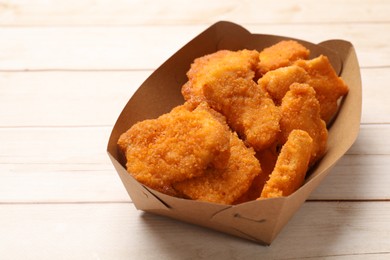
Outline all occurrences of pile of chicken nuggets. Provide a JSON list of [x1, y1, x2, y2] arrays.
[[118, 40, 349, 205]]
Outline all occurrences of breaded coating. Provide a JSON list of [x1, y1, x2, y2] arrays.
[[173, 132, 261, 205], [117, 104, 231, 194], [234, 145, 278, 204], [182, 49, 259, 105], [189, 102, 232, 168], [258, 65, 308, 105], [295, 55, 349, 123], [193, 102, 229, 130], [257, 40, 310, 75], [279, 83, 328, 164], [202, 72, 281, 152], [259, 55, 349, 122], [260, 130, 313, 198]]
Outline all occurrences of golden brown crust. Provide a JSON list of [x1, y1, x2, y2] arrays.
[[260, 130, 313, 198], [182, 49, 259, 106], [117, 104, 231, 194], [258, 65, 309, 105], [233, 145, 278, 204], [279, 83, 328, 164], [295, 55, 349, 123], [202, 72, 281, 152], [259, 55, 349, 123], [173, 132, 261, 205], [257, 40, 310, 75]]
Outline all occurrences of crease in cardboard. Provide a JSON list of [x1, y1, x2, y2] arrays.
[[233, 213, 266, 223], [231, 227, 268, 245], [109, 153, 173, 212], [209, 197, 287, 243], [142, 186, 172, 209], [209, 204, 233, 219]]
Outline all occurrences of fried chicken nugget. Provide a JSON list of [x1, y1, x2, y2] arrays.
[[258, 65, 309, 105], [257, 40, 310, 75], [279, 83, 328, 164], [182, 49, 259, 105], [295, 55, 349, 123], [202, 72, 281, 152], [260, 130, 313, 198], [117, 104, 231, 194], [234, 145, 278, 204], [173, 132, 261, 205]]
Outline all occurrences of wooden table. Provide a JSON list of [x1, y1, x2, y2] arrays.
[[1, 1, 389, 259]]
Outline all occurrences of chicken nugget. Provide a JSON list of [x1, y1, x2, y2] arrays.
[[191, 102, 232, 168], [295, 55, 349, 123], [234, 145, 278, 204], [173, 132, 261, 205], [117, 104, 231, 194], [193, 101, 229, 130], [203, 72, 281, 151], [279, 83, 328, 164], [260, 130, 313, 198], [182, 49, 259, 106], [258, 40, 310, 75], [258, 65, 309, 105]]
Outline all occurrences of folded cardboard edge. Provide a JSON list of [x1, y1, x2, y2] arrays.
[[106, 21, 362, 245]]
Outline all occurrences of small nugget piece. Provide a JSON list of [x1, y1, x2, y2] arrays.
[[258, 65, 308, 105], [182, 49, 259, 105], [280, 83, 328, 164], [203, 72, 281, 152], [173, 132, 261, 205], [258, 40, 310, 75], [117, 104, 230, 194], [295, 55, 349, 123], [260, 130, 313, 198]]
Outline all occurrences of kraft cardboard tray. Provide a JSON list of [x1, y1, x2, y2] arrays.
[[107, 21, 362, 245]]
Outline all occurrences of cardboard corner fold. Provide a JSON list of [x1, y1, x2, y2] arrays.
[[107, 21, 362, 245], [107, 152, 171, 212]]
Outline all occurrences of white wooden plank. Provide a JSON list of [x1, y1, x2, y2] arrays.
[[0, 125, 389, 202], [0, 1, 386, 258], [0, 202, 389, 259], [0, 0, 389, 26], [0, 71, 149, 127], [0, 26, 194, 70], [361, 68, 390, 124], [0, 24, 388, 70], [309, 154, 390, 200], [0, 127, 111, 165], [0, 165, 130, 203], [347, 124, 390, 155]]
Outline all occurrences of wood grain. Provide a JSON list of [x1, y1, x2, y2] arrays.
[[0, 202, 389, 259], [0, 0, 389, 26], [0, 24, 389, 71], [1, 1, 389, 258]]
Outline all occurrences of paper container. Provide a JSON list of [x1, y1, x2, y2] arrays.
[[107, 21, 362, 245]]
